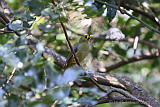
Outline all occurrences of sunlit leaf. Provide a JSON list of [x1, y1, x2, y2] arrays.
[[58, 66, 83, 85]]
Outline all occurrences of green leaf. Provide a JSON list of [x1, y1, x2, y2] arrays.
[[8, 22, 22, 31], [27, 100, 48, 107], [83, 7, 103, 18], [113, 45, 126, 56], [0, 35, 9, 45], [106, 0, 117, 22], [56, 34, 65, 40], [151, 59, 160, 68], [38, 24, 55, 31], [59, 17, 68, 23], [23, 0, 45, 16], [3, 54, 20, 67], [143, 31, 154, 40]]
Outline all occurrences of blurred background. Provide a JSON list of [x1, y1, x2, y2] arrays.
[[0, 0, 160, 106]]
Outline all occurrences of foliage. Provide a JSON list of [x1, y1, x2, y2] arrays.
[[0, 0, 160, 106]]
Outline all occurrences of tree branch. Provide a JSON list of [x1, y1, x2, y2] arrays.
[[87, 71, 160, 106], [8, 26, 160, 106], [0, 28, 13, 34], [95, 0, 160, 34], [1, 1, 160, 106], [94, 37, 160, 50], [51, 0, 81, 68], [0, 0, 12, 15], [25, 32, 160, 106], [60, 22, 81, 67], [0, 12, 10, 23], [66, 27, 160, 50], [120, 3, 160, 27], [98, 95, 137, 104], [99, 54, 159, 72], [1, 20, 160, 107], [26, 34, 66, 68], [97, 87, 151, 107], [107, 87, 151, 106]]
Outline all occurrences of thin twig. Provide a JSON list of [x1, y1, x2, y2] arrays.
[[89, 77, 108, 93], [60, 22, 81, 67], [57, 1, 108, 93], [95, 37, 160, 50], [141, 2, 160, 27], [19, 85, 32, 91], [95, 0, 160, 34], [0, 12, 10, 23], [0, 28, 13, 34], [88, 71, 160, 106], [99, 54, 159, 72], [66, 27, 160, 50], [6, 67, 16, 84], [98, 88, 148, 105], [0, 17, 7, 25], [133, 24, 141, 54], [121, 3, 160, 27], [52, 0, 108, 93], [0, 12, 21, 37], [98, 95, 136, 104], [51, 0, 81, 67], [44, 69, 47, 90]]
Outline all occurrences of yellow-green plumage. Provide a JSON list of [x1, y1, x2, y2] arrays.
[[65, 35, 92, 69]]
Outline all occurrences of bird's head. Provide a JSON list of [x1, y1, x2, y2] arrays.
[[79, 35, 92, 43]]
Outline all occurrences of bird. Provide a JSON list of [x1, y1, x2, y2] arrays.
[[65, 35, 92, 69]]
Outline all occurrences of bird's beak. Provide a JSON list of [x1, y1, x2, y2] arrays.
[[87, 35, 92, 40]]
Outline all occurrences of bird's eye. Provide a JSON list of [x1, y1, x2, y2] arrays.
[[85, 35, 87, 39]]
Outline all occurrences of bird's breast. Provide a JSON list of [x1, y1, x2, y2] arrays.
[[76, 43, 89, 62]]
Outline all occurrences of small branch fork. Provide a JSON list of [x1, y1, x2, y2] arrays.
[[60, 22, 81, 67], [97, 87, 151, 107], [0, 68, 16, 94], [120, 3, 160, 27], [6, 68, 16, 84], [0, 0, 12, 15], [95, 0, 160, 34], [88, 71, 160, 106], [0, 28, 14, 34], [51, 0, 81, 67], [101, 54, 160, 72], [85, 70, 151, 106]]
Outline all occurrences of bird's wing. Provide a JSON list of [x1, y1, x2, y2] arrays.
[[66, 43, 79, 62]]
